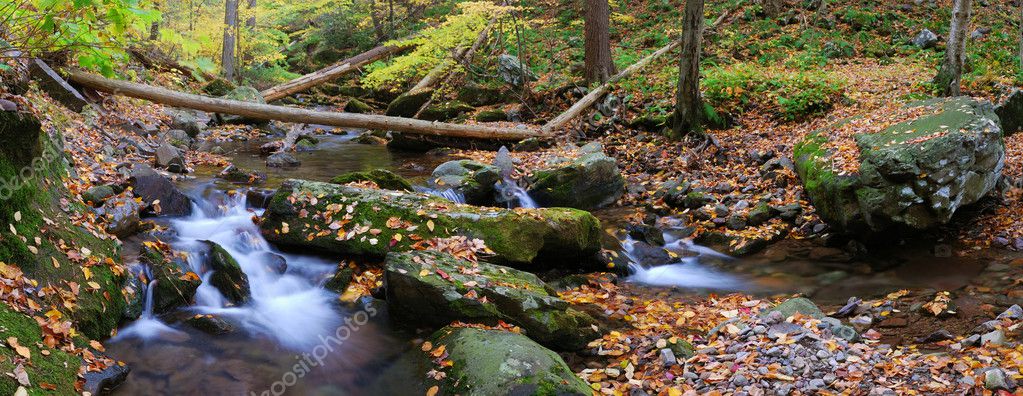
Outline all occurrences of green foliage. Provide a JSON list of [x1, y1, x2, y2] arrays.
[[703, 63, 846, 120], [1, 0, 158, 76], [361, 1, 510, 91]]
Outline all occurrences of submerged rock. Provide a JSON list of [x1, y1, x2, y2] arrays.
[[83, 360, 131, 395], [527, 145, 625, 210], [385, 326, 591, 395], [266, 152, 300, 168], [793, 97, 1004, 233], [385, 250, 600, 350], [330, 169, 414, 191], [430, 160, 500, 205], [259, 180, 602, 268], [128, 164, 193, 217], [184, 314, 236, 335], [217, 164, 266, 185], [202, 241, 251, 305]]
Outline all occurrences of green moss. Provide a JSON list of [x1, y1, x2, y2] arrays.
[[330, 169, 414, 191], [0, 304, 79, 396]]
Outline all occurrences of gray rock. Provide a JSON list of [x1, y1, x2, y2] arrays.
[[981, 330, 1006, 346], [912, 29, 939, 49], [984, 367, 1010, 390], [761, 297, 823, 319], [128, 164, 192, 217], [831, 325, 859, 342], [164, 108, 207, 137], [98, 193, 143, 238], [154, 142, 187, 173], [82, 185, 116, 206], [996, 89, 1023, 137], [660, 348, 678, 367], [497, 54, 536, 87], [164, 129, 192, 148], [998, 304, 1023, 320], [430, 160, 500, 205], [266, 152, 300, 168], [83, 362, 131, 395], [527, 147, 626, 210]]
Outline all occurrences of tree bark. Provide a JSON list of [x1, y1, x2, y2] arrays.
[[221, 0, 239, 81], [543, 39, 681, 133], [934, 0, 973, 97], [584, 0, 615, 83], [672, 0, 705, 138], [260, 43, 412, 101], [246, 0, 257, 29], [1019, 0, 1022, 72], [67, 71, 543, 141]]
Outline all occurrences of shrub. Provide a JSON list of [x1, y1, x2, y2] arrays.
[[703, 63, 845, 121]]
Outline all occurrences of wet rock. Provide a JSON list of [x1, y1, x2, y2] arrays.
[[202, 241, 251, 305], [83, 360, 131, 395], [245, 189, 275, 209], [259, 141, 284, 155], [217, 165, 266, 185], [625, 223, 665, 246], [331, 169, 414, 191], [82, 184, 116, 206], [266, 152, 300, 168], [385, 250, 600, 350], [260, 180, 603, 268], [140, 244, 201, 313], [258, 252, 288, 274], [184, 314, 235, 335], [154, 142, 187, 173], [430, 160, 500, 205], [98, 193, 144, 238], [912, 29, 939, 49], [324, 266, 353, 293], [527, 145, 626, 210], [794, 97, 1003, 233], [628, 241, 672, 266], [128, 164, 192, 217]]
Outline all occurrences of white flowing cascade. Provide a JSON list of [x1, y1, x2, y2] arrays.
[[625, 231, 745, 290]]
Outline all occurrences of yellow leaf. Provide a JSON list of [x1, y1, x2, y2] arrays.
[[7, 337, 30, 359], [82, 267, 93, 280], [426, 385, 439, 396], [426, 220, 435, 232]]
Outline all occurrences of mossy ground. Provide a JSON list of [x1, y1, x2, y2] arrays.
[[0, 305, 80, 396]]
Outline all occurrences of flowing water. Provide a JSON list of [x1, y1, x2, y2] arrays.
[[107, 132, 1006, 394]]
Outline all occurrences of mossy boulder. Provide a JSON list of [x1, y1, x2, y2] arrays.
[[0, 106, 128, 340], [219, 86, 268, 125], [81, 184, 115, 206], [344, 98, 373, 114], [0, 305, 80, 396], [201, 78, 237, 97], [259, 180, 602, 269], [793, 97, 1004, 233], [139, 244, 201, 313], [385, 89, 433, 118], [457, 83, 507, 106], [430, 160, 500, 205], [384, 326, 591, 395], [330, 169, 414, 191], [419, 100, 474, 121], [202, 241, 251, 305], [385, 250, 601, 350], [527, 146, 626, 210], [475, 109, 508, 122]]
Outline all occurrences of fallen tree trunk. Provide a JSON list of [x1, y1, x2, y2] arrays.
[[68, 70, 543, 141], [541, 39, 681, 134], [260, 43, 412, 102]]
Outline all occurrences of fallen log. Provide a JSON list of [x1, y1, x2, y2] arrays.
[[68, 70, 544, 141], [541, 39, 681, 134], [260, 43, 412, 102]]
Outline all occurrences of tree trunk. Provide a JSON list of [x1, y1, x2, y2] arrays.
[[1019, 0, 1022, 72], [246, 0, 257, 29], [221, 0, 239, 81], [672, 0, 705, 138], [68, 70, 544, 141], [934, 0, 973, 97], [260, 43, 412, 101], [584, 0, 615, 83], [543, 39, 681, 133]]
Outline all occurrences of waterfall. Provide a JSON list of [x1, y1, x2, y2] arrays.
[[117, 188, 342, 350], [493, 146, 538, 209], [622, 231, 744, 290], [113, 278, 187, 341], [417, 186, 467, 204]]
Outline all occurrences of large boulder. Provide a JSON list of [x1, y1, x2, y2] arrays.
[[218, 86, 268, 125], [497, 54, 536, 88], [794, 97, 1004, 233], [128, 164, 193, 217], [259, 180, 602, 268], [202, 241, 251, 305], [139, 243, 201, 313], [154, 142, 187, 173], [97, 193, 144, 238], [330, 169, 414, 191], [419, 100, 474, 121], [385, 250, 600, 350], [386, 89, 433, 118], [430, 160, 500, 205], [381, 326, 591, 395], [526, 145, 626, 210], [995, 89, 1023, 137]]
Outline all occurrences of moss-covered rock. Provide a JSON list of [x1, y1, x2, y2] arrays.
[[430, 160, 500, 205], [527, 146, 626, 210], [474, 109, 508, 122], [202, 241, 251, 305], [330, 169, 414, 191], [0, 106, 128, 340], [323, 266, 353, 294], [0, 305, 80, 396], [419, 100, 474, 121], [219, 86, 268, 124], [385, 89, 433, 118], [344, 98, 374, 114], [259, 180, 602, 269], [139, 244, 201, 313], [383, 326, 591, 395], [385, 250, 600, 350], [201, 78, 237, 97], [793, 97, 1004, 233], [457, 83, 507, 106]]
